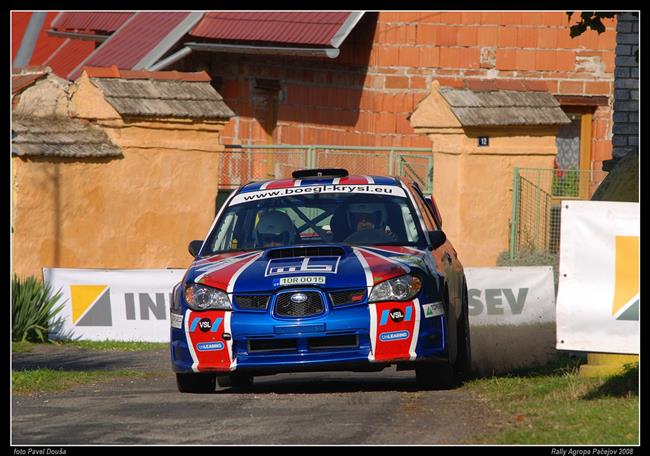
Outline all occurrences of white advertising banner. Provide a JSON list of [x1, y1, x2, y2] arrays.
[[43, 268, 186, 342], [556, 201, 639, 354], [465, 266, 556, 326]]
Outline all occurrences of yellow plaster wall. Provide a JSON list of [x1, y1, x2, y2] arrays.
[[12, 144, 222, 279], [12, 72, 229, 279], [412, 81, 561, 267], [428, 131, 557, 267]]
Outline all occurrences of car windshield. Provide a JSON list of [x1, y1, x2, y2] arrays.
[[202, 189, 425, 255]]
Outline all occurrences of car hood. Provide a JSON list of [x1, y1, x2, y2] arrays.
[[187, 245, 433, 293]]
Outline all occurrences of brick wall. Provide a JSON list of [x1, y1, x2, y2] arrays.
[[610, 12, 639, 169], [175, 12, 617, 167]]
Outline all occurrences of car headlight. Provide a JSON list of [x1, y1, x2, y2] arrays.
[[184, 284, 232, 311], [369, 274, 422, 302]]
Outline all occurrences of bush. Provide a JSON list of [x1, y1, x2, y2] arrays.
[[12, 275, 64, 343]]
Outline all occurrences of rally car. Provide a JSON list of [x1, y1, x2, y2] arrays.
[[170, 168, 471, 392]]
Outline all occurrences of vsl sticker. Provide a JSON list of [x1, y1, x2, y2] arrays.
[[190, 316, 223, 333], [379, 330, 410, 341], [170, 313, 183, 329], [422, 302, 444, 318], [196, 342, 224, 351], [265, 257, 340, 276], [276, 276, 326, 286]]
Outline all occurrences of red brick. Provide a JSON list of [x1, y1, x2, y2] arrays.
[[498, 12, 522, 25], [602, 52, 615, 73], [377, 114, 396, 133], [556, 30, 576, 49], [477, 26, 498, 46], [545, 80, 559, 94], [597, 30, 617, 51], [517, 28, 538, 48], [420, 47, 440, 67], [480, 12, 499, 25], [420, 12, 443, 24], [440, 12, 462, 24], [542, 12, 568, 26], [465, 79, 498, 91], [537, 28, 559, 49], [385, 75, 409, 89], [522, 80, 550, 92], [585, 81, 611, 95], [535, 50, 557, 71], [377, 46, 400, 66], [521, 12, 544, 26], [516, 50, 536, 70], [558, 80, 584, 94], [460, 12, 482, 25], [416, 24, 438, 44], [439, 47, 461, 68], [574, 29, 599, 50], [496, 79, 526, 91], [496, 49, 517, 70], [409, 76, 427, 89], [396, 115, 414, 134], [497, 27, 518, 47], [458, 28, 478, 46], [398, 46, 420, 67], [437, 26, 458, 46], [435, 77, 464, 88], [556, 51, 576, 71], [459, 47, 480, 69]]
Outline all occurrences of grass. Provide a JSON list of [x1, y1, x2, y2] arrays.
[[464, 355, 639, 445], [12, 339, 168, 352], [12, 368, 154, 395]]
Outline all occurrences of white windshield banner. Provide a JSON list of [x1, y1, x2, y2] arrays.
[[230, 184, 407, 205]]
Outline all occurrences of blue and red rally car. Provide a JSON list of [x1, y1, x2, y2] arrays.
[[171, 169, 470, 392]]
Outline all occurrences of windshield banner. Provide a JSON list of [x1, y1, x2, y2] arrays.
[[230, 184, 407, 205]]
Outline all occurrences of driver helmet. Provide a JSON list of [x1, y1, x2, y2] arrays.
[[347, 202, 385, 230], [255, 211, 296, 246]]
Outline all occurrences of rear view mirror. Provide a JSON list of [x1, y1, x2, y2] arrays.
[[188, 240, 203, 258]]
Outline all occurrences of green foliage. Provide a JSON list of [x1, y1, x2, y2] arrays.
[[552, 169, 580, 197], [12, 275, 64, 343], [566, 12, 617, 37]]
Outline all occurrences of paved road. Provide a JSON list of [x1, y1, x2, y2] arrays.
[[12, 346, 496, 445]]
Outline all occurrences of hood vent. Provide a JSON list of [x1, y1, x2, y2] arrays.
[[267, 246, 345, 259]]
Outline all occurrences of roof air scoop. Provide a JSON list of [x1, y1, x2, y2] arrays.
[[291, 168, 349, 179]]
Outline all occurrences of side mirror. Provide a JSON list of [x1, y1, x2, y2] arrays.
[[188, 240, 204, 258], [424, 195, 443, 228], [427, 230, 446, 250]]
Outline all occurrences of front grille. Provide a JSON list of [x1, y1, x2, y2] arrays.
[[275, 291, 324, 317], [234, 295, 270, 310], [308, 335, 358, 350], [248, 339, 297, 352], [267, 246, 345, 259], [329, 289, 366, 307]]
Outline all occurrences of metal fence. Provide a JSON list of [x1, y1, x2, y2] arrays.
[[509, 167, 608, 258], [218, 145, 433, 194]]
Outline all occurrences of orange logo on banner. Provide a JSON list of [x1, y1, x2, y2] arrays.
[[612, 236, 639, 321]]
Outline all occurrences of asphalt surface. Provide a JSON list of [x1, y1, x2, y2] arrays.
[[12, 345, 497, 445]]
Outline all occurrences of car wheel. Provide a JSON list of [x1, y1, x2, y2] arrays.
[[455, 285, 472, 382], [217, 373, 254, 388], [176, 373, 216, 393]]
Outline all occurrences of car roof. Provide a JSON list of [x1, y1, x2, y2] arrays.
[[239, 175, 402, 193]]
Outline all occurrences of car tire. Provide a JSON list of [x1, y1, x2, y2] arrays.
[[176, 373, 216, 393], [217, 373, 254, 388], [455, 284, 472, 382]]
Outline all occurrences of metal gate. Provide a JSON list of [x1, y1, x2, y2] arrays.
[[219, 144, 433, 194]]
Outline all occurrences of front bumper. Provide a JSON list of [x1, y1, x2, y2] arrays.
[[171, 299, 447, 374]]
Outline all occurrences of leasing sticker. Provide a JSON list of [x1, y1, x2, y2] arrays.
[[276, 276, 326, 286]]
